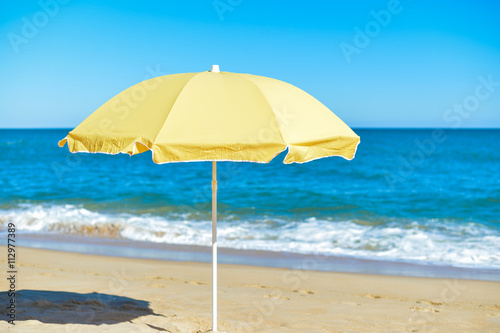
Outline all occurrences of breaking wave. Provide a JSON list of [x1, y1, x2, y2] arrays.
[[1, 204, 499, 269]]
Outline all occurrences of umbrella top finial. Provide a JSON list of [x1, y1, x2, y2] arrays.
[[210, 64, 220, 73]]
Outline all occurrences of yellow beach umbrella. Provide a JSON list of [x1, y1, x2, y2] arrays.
[[59, 65, 359, 331]]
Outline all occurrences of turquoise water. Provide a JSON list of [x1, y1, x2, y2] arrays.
[[0, 129, 499, 269]]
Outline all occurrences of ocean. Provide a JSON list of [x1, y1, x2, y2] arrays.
[[1, 129, 499, 274]]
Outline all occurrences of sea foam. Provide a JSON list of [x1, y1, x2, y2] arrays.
[[1, 204, 499, 269]]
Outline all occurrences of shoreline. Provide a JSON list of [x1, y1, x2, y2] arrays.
[[1, 246, 499, 332], [17, 232, 500, 282]]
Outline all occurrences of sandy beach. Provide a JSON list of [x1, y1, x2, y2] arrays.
[[0, 246, 498, 332], [2, 0, 500, 331]]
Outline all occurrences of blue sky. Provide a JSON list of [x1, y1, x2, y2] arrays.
[[0, 0, 499, 128]]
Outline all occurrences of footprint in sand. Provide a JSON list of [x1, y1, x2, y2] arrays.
[[479, 304, 500, 316], [293, 289, 314, 295], [149, 276, 177, 281], [479, 304, 500, 310], [185, 280, 206, 285], [416, 299, 442, 306], [265, 294, 290, 301], [246, 284, 272, 289], [410, 306, 440, 313]]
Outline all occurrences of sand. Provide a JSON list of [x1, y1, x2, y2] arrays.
[[1, 246, 499, 332]]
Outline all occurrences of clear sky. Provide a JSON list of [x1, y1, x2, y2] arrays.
[[1, 0, 499, 128]]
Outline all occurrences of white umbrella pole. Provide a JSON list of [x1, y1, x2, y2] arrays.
[[212, 161, 218, 332]]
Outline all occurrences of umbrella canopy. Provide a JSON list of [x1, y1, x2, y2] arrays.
[[59, 65, 359, 332], [58, 66, 359, 163]]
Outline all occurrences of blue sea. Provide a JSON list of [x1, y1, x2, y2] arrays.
[[1, 129, 499, 273]]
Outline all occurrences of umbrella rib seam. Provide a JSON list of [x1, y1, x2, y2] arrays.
[[150, 72, 203, 147], [239, 75, 287, 147]]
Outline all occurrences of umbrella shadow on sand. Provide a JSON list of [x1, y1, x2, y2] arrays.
[[1, 289, 164, 326]]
